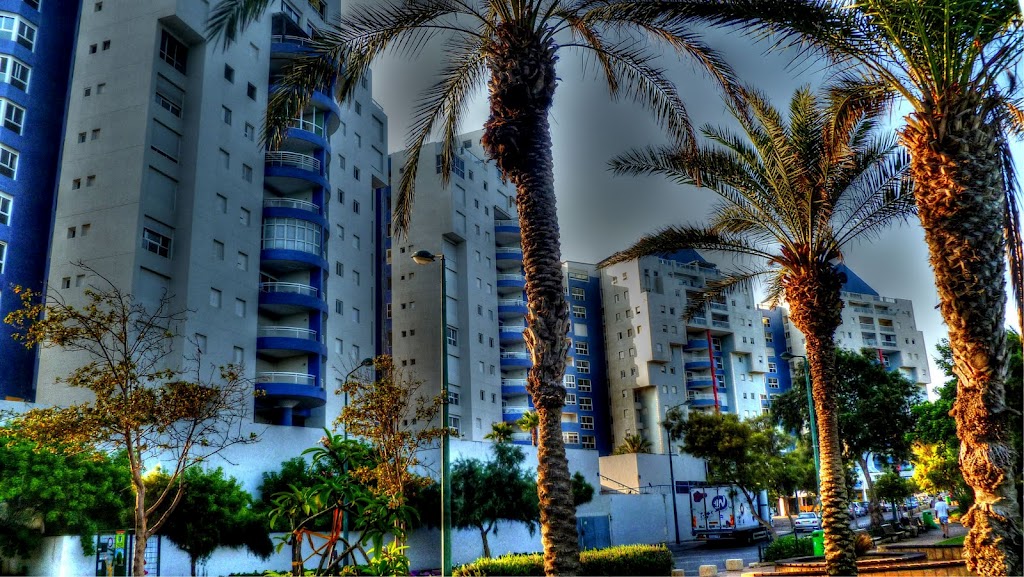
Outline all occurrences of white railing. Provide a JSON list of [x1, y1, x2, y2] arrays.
[[711, 320, 730, 328], [258, 326, 319, 341], [709, 302, 728, 311], [496, 273, 525, 282], [863, 338, 879, 347], [685, 355, 711, 364], [289, 116, 326, 137], [495, 219, 519, 227], [500, 325, 526, 334], [502, 379, 528, 388], [852, 306, 874, 314], [261, 237, 325, 258], [498, 299, 527, 307], [271, 34, 314, 47], [502, 406, 530, 414], [495, 247, 522, 254], [501, 351, 530, 360], [259, 281, 319, 299], [859, 323, 876, 331], [688, 392, 727, 405], [264, 198, 320, 212], [257, 371, 318, 387], [878, 325, 896, 333], [266, 151, 321, 172]]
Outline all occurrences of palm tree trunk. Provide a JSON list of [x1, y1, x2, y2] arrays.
[[786, 268, 857, 575], [858, 455, 885, 529], [481, 23, 580, 576], [902, 105, 1023, 577]]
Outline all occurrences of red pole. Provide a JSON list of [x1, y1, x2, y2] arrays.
[[706, 328, 720, 413]]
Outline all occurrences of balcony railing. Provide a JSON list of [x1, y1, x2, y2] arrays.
[[495, 219, 519, 227], [498, 299, 527, 308], [502, 378, 528, 387], [259, 281, 320, 299], [851, 306, 874, 314], [500, 324, 526, 333], [502, 406, 530, 414], [687, 392, 728, 405], [495, 247, 522, 254], [266, 151, 321, 172], [863, 338, 879, 347], [690, 316, 707, 325], [501, 351, 530, 360], [271, 34, 314, 47], [257, 371, 319, 387], [859, 323, 876, 331], [264, 198, 320, 212], [711, 320, 730, 329], [878, 325, 896, 334], [289, 116, 326, 137], [258, 326, 320, 341], [709, 302, 728, 311], [261, 237, 325, 258], [496, 273, 525, 282]]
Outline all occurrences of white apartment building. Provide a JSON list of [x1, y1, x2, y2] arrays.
[[38, 0, 385, 433], [599, 251, 771, 454]]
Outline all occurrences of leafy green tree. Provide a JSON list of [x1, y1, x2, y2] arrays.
[[516, 411, 540, 447], [601, 86, 913, 574], [484, 422, 516, 444], [873, 470, 915, 523], [772, 348, 921, 527], [3, 278, 258, 577], [0, 433, 130, 565], [613, 434, 653, 455], [147, 467, 272, 576], [657, 2, 1023, 573], [208, 0, 740, 567], [571, 472, 595, 508]]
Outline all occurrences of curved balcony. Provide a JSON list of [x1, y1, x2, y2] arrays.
[[258, 281, 327, 315], [496, 273, 526, 291], [256, 326, 327, 358], [495, 246, 523, 264], [262, 198, 327, 230], [494, 219, 521, 244], [270, 33, 315, 56], [255, 371, 327, 410], [687, 376, 715, 389], [500, 350, 532, 368], [264, 151, 329, 192], [282, 125, 329, 154], [501, 378, 528, 396], [260, 220, 327, 273], [499, 324, 526, 343], [684, 338, 709, 351], [502, 405, 531, 419], [498, 298, 528, 317], [684, 358, 712, 370], [687, 392, 726, 407]]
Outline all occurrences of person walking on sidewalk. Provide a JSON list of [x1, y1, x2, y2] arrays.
[[934, 496, 951, 538]]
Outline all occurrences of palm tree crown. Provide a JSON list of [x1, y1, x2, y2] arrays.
[[601, 85, 915, 575]]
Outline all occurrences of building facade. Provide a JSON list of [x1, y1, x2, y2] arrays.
[[35, 0, 384, 431], [0, 0, 80, 400]]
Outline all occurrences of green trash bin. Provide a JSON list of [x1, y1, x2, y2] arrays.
[[922, 511, 937, 529], [811, 530, 825, 557]]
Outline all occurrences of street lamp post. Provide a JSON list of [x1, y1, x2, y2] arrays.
[[781, 352, 820, 515], [663, 402, 686, 544], [341, 357, 374, 564], [412, 250, 452, 577]]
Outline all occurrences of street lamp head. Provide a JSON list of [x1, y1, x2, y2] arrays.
[[358, 357, 374, 368], [780, 352, 805, 362], [411, 250, 437, 265]]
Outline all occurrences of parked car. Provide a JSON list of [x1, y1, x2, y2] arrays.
[[850, 502, 867, 517], [793, 512, 822, 532]]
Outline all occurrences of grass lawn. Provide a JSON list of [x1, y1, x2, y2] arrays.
[[935, 536, 965, 546]]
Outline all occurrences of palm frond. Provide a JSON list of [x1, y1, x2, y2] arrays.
[[263, 46, 348, 149], [998, 129, 1024, 332], [597, 225, 776, 269], [207, 0, 273, 49], [682, 267, 774, 320]]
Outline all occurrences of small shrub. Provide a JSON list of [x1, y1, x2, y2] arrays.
[[763, 535, 814, 561], [854, 532, 875, 557], [453, 544, 673, 576]]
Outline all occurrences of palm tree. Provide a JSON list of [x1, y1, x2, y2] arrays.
[[484, 421, 516, 443], [613, 433, 652, 455], [209, 2, 739, 572], [600, 86, 915, 575], [517, 410, 541, 447], [633, 2, 1023, 574]]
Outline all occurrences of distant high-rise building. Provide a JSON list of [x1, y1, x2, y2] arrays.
[[33, 1, 386, 431], [0, 0, 81, 400]]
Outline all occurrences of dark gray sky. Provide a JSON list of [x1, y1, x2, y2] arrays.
[[370, 28, 1021, 397]]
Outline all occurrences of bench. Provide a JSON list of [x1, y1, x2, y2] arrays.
[[881, 523, 907, 542], [866, 527, 888, 545]]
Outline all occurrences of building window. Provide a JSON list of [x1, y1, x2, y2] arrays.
[[448, 391, 460, 406], [448, 415, 460, 435], [578, 378, 591, 392], [141, 228, 171, 257], [0, 56, 30, 92], [212, 240, 224, 260], [223, 64, 234, 82], [234, 298, 246, 317], [102, 39, 110, 50], [580, 397, 593, 411], [0, 241, 5, 273], [0, 192, 10, 225], [244, 123, 255, 141], [159, 30, 188, 73], [247, 83, 257, 100], [209, 288, 222, 308], [570, 287, 585, 300], [242, 164, 253, 182], [237, 252, 248, 270], [574, 341, 589, 356], [222, 106, 232, 125], [565, 393, 576, 405], [155, 75, 184, 117], [572, 305, 586, 318], [768, 377, 780, 389], [353, 166, 360, 180], [0, 99, 24, 134], [26, 0, 40, 10], [575, 359, 590, 374], [582, 435, 596, 449], [446, 326, 458, 346], [335, 299, 343, 314], [0, 14, 36, 50], [581, 415, 595, 430], [562, 432, 579, 445], [0, 144, 18, 178], [768, 362, 777, 373]]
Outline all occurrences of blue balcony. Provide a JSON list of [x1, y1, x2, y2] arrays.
[[500, 351, 532, 368], [684, 358, 712, 370], [761, 399, 770, 409], [494, 219, 521, 244], [260, 245, 328, 274], [282, 125, 330, 154], [498, 298, 528, 317], [262, 199, 328, 230], [501, 378, 528, 396], [501, 405, 531, 422], [499, 324, 526, 344], [687, 377, 715, 389], [684, 338, 709, 350], [255, 372, 327, 410], [495, 246, 523, 264], [256, 326, 327, 358], [688, 393, 726, 407], [258, 282, 327, 315], [496, 273, 526, 291], [264, 151, 330, 191]]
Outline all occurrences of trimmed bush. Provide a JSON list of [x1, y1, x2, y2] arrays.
[[763, 535, 814, 561], [453, 543, 674, 576]]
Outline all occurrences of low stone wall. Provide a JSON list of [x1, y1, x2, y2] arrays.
[[745, 551, 975, 577], [881, 544, 963, 561]]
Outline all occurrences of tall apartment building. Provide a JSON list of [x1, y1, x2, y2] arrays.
[[383, 132, 610, 451], [764, 263, 931, 396], [0, 0, 80, 400], [35, 0, 385, 430], [599, 250, 770, 454]]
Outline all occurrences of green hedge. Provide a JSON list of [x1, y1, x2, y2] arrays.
[[453, 543, 674, 576], [763, 535, 814, 561]]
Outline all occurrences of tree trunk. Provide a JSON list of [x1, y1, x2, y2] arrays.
[[132, 479, 148, 577], [858, 455, 885, 529], [481, 22, 580, 576], [291, 533, 303, 576], [902, 102, 1022, 577], [479, 525, 492, 559], [786, 267, 857, 575], [740, 487, 778, 538], [190, 556, 197, 577]]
